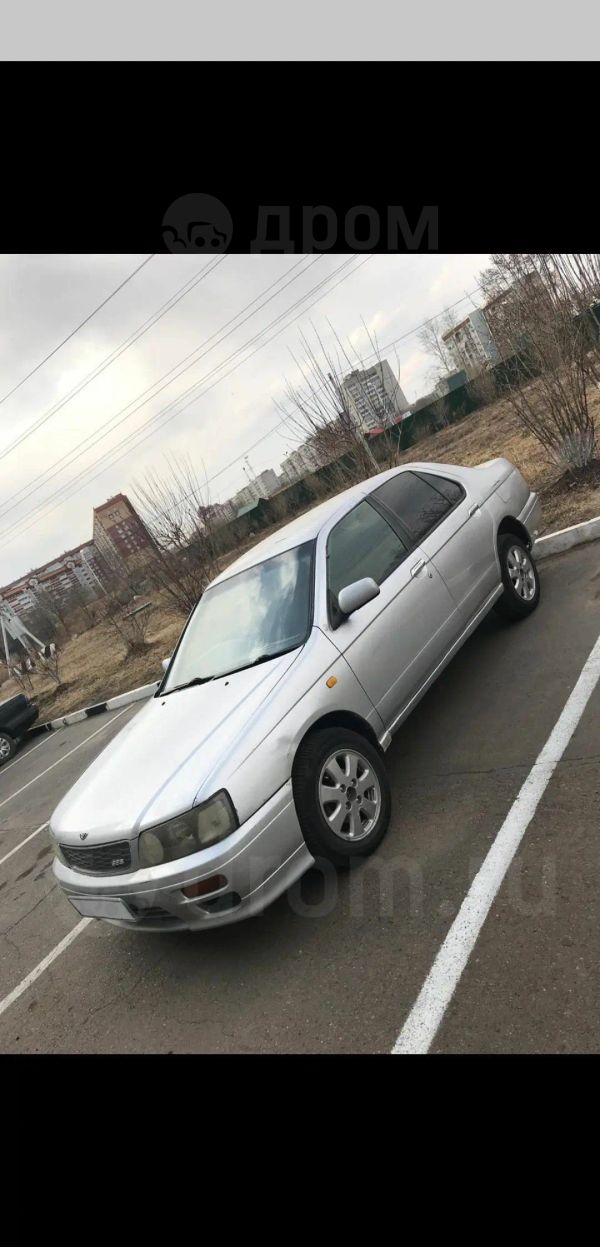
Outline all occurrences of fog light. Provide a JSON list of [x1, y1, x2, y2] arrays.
[[182, 874, 227, 899]]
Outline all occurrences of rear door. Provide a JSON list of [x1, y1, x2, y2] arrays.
[[370, 469, 498, 626], [325, 499, 459, 729]]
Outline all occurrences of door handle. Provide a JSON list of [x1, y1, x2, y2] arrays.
[[468, 503, 481, 518], [410, 558, 427, 578]]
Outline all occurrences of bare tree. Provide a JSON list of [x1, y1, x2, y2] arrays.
[[417, 307, 460, 385], [39, 645, 62, 686], [133, 453, 221, 616], [478, 264, 508, 305], [274, 324, 403, 493], [27, 584, 67, 641], [122, 602, 152, 651], [104, 593, 151, 656], [484, 254, 600, 473], [60, 581, 104, 632], [535, 254, 600, 317]]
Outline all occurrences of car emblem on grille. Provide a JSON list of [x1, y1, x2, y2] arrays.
[[79, 832, 88, 840]]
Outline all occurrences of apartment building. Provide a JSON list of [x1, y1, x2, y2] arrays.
[[0, 540, 111, 619], [92, 493, 155, 574], [441, 309, 500, 374], [1, 494, 154, 624], [341, 360, 409, 432]]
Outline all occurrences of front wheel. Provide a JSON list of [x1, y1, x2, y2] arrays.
[[0, 731, 16, 766], [292, 726, 391, 868], [494, 534, 541, 621]]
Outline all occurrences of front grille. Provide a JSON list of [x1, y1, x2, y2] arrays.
[[60, 840, 131, 873]]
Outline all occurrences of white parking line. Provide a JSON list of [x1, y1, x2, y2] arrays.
[[0, 821, 49, 869], [393, 628, 600, 1055], [0, 918, 91, 1020], [0, 732, 52, 776], [0, 706, 130, 812]]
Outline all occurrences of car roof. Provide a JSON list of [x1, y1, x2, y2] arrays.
[[210, 460, 472, 586]]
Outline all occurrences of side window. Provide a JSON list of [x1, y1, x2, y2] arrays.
[[327, 500, 408, 623], [372, 470, 463, 543], [418, 471, 463, 507]]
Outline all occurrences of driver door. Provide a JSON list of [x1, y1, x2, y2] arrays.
[[325, 500, 459, 730]]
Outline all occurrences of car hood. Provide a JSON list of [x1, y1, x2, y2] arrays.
[[50, 648, 302, 841]]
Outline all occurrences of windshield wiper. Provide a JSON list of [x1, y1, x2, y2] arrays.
[[162, 647, 299, 693], [216, 647, 299, 680], [161, 675, 216, 697]]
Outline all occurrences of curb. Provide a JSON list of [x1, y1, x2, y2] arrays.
[[27, 512, 600, 740], [534, 514, 600, 561], [34, 680, 160, 735]]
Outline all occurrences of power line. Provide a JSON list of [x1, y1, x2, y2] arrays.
[[0, 256, 370, 552], [0, 254, 155, 410], [0, 254, 320, 522], [0, 254, 227, 464], [1, 266, 480, 549], [370, 285, 483, 357], [0, 257, 355, 545], [166, 284, 487, 510], [1, 267, 484, 555]]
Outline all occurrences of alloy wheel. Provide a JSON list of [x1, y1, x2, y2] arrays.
[[507, 545, 536, 601], [318, 748, 381, 842]]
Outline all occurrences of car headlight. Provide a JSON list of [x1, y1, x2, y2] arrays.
[[138, 791, 238, 868]]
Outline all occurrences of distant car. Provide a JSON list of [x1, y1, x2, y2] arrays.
[[0, 693, 39, 765], [50, 458, 542, 932]]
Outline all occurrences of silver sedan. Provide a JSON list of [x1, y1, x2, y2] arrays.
[[50, 457, 542, 931]]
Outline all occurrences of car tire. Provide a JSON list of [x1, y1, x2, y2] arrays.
[[494, 533, 541, 621], [0, 731, 16, 766], [292, 726, 391, 868]]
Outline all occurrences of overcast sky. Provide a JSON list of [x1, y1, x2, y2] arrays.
[[0, 252, 489, 585]]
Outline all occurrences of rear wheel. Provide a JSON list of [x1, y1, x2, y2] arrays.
[[292, 726, 391, 867], [0, 731, 16, 766], [494, 533, 540, 621]]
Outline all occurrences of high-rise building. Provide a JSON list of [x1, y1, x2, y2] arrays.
[[341, 360, 410, 432], [92, 493, 155, 574]]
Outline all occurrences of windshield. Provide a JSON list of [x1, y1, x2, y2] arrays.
[[162, 541, 315, 689]]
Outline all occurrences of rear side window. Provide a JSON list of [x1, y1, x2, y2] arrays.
[[327, 500, 408, 621], [372, 470, 463, 543], [418, 471, 463, 507]]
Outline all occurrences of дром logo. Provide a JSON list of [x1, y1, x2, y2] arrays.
[[162, 194, 233, 253]]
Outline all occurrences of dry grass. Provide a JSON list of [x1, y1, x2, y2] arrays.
[[3, 384, 600, 722], [0, 594, 186, 721], [397, 383, 600, 533]]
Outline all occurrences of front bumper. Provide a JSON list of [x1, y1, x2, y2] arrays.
[[53, 782, 314, 932]]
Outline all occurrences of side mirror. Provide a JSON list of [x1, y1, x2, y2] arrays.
[[337, 577, 380, 618], [161, 656, 172, 673]]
